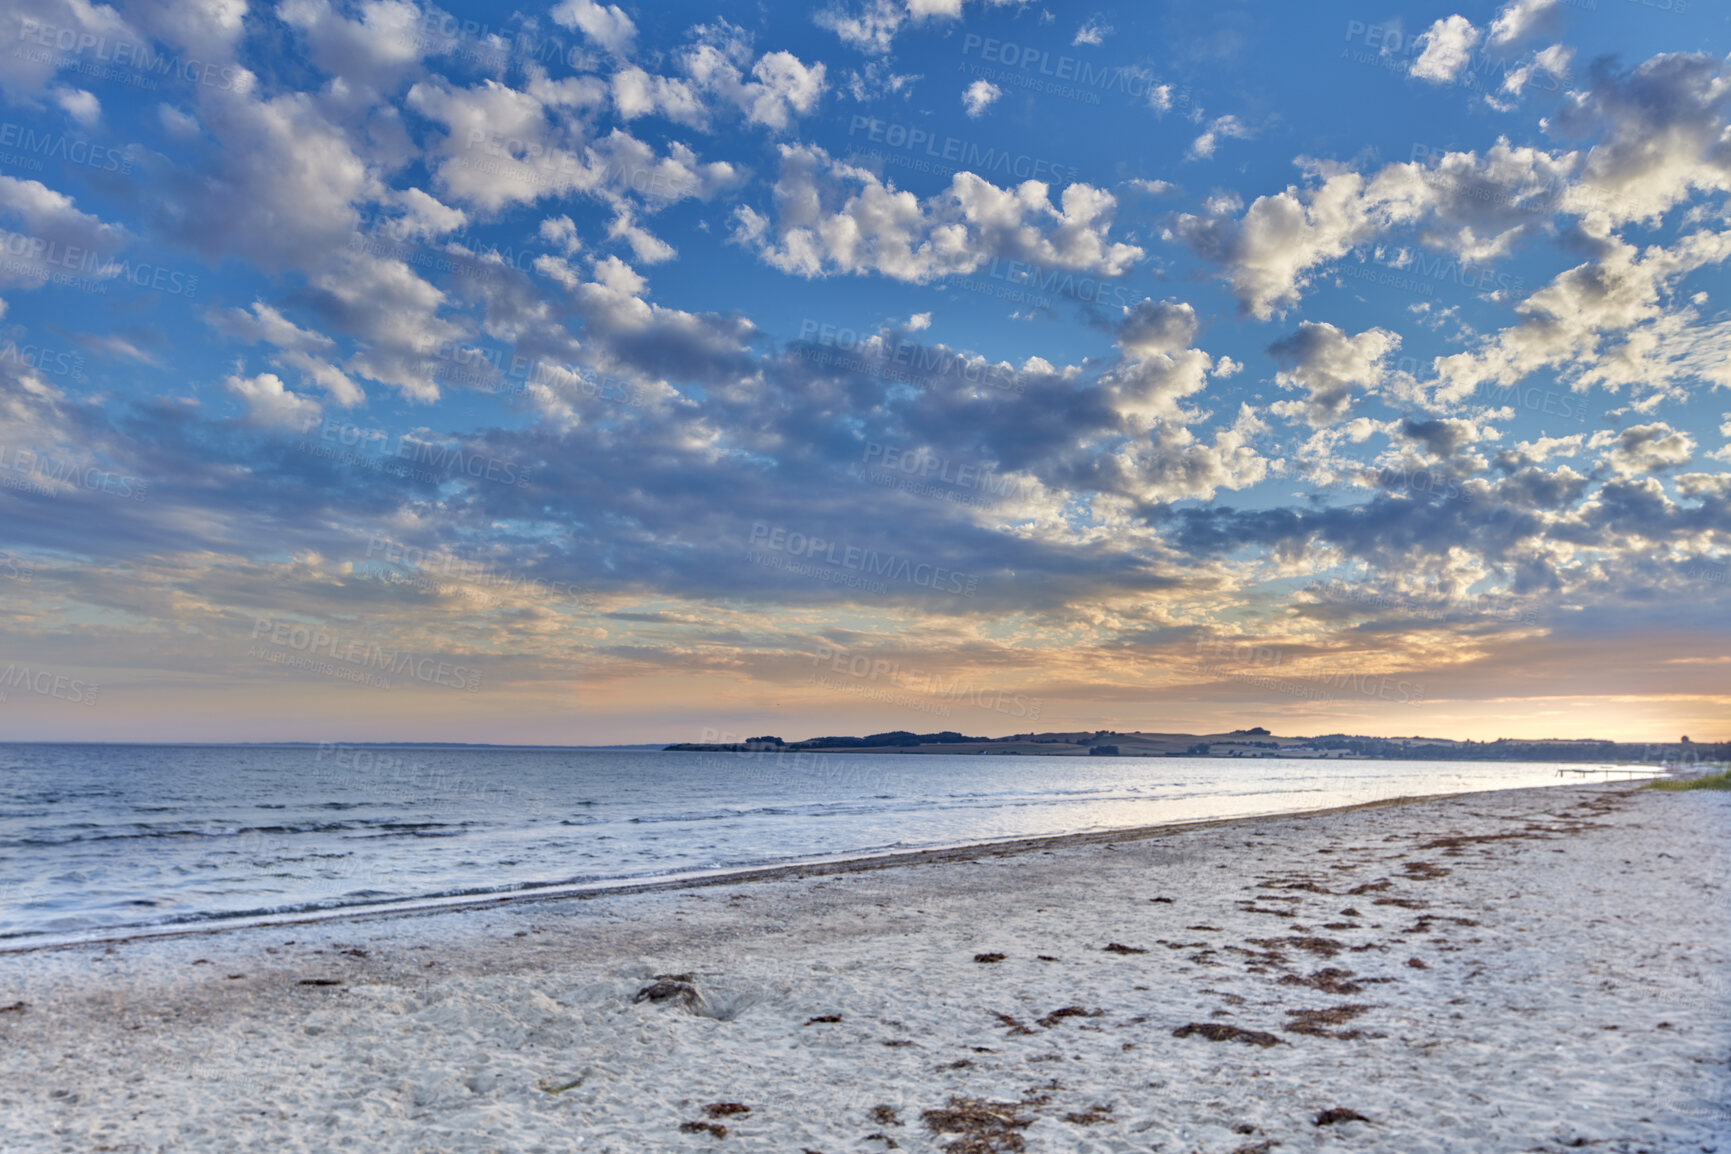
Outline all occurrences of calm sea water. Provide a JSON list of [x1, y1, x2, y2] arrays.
[[0, 743, 1635, 946]]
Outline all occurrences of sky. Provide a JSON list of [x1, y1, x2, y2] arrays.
[[0, 0, 1727, 745]]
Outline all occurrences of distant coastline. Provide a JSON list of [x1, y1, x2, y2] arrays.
[[666, 727, 1729, 764]]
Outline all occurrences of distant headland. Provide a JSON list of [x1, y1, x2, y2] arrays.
[[665, 728, 1728, 763]]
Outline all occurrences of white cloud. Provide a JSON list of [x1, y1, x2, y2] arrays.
[[0, 0, 139, 101], [838, 61, 920, 102], [743, 50, 829, 130], [539, 215, 583, 256], [0, 176, 127, 291], [735, 145, 1142, 283], [308, 249, 466, 402], [1594, 422, 1695, 476], [815, 0, 1032, 53], [127, 0, 248, 63], [551, 0, 638, 55], [408, 78, 736, 213], [962, 80, 1000, 118], [1434, 231, 1731, 403], [1268, 321, 1401, 427], [163, 84, 381, 271], [1554, 52, 1731, 228], [1487, 0, 1559, 49], [815, 0, 906, 54], [1502, 43, 1572, 98], [224, 371, 322, 429], [206, 301, 364, 407], [275, 0, 433, 88], [650, 32, 829, 132], [1410, 15, 1481, 84], [607, 204, 677, 264], [1497, 433, 1584, 468], [51, 87, 100, 125], [1173, 167, 1418, 319], [158, 105, 201, 138], [1175, 140, 1581, 318], [1187, 114, 1252, 161], [1073, 17, 1112, 46], [610, 66, 705, 126], [207, 301, 335, 352]]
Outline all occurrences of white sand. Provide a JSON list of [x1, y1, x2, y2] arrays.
[[1, 783, 1726, 1153]]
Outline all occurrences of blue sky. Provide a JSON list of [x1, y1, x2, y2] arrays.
[[0, 0, 1728, 743]]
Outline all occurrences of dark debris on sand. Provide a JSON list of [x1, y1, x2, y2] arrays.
[[973, 953, 1007, 964], [703, 1103, 750, 1118], [1315, 1106, 1373, 1126], [1102, 942, 1148, 954], [1285, 1004, 1379, 1039], [1247, 935, 1345, 958], [921, 1096, 1033, 1154], [1036, 1005, 1103, 1029], [1277, 968, 1366, 995], [680, 1120, 728, 1137], [634, 974, 700, 1008], [1172, 1022, 1283, 1048]]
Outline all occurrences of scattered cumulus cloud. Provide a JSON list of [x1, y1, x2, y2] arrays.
[[962, 79, 1001, 118]]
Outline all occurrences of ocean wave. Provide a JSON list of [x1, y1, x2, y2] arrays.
[[6, 818, 471, 847]]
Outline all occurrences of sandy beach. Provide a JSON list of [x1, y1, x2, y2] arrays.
[[1, 782, 1725, 1153]]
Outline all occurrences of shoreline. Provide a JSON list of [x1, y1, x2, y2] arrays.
[[1, 782, 1725, 1151], [1, 785, 1549, 955]]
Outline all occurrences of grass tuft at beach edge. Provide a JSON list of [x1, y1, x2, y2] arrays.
[[1644, 765, 1731, 791]]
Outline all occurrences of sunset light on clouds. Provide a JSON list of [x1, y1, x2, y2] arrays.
[[0, 0, 1727, 745]]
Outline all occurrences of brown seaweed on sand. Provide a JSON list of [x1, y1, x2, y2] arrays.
[[973, 953, 1006, 964], [1315, 1107, 1373, 1126], [1284, 1004, 1377, 1038], [921, 1096, 1033, 1153], [1036, 1005, 1103, 1028], [868, 1104, 901, 1126], [1277, 968, 1365, 995], [1247, 935, 1344, 958], [703, 1103, 751, 1118], [634, 976, 700, 1008], [1102, 942, 1148, 954], [1171, 1022, 1283, 1048], [680, 1120, 728, 1137]]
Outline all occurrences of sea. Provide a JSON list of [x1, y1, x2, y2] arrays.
[[0, 743, 1646, 948]]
